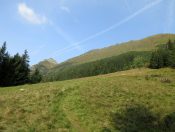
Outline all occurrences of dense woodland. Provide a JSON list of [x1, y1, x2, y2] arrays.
[[0, 42, 41, 87]]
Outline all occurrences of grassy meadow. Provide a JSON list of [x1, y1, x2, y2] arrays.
[[0, 68, 175, 132]]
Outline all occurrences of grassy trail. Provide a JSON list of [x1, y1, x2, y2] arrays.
[[60, 87, 89, 132], [62, 97, 88, 132]]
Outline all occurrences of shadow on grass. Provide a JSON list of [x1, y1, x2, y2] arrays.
[[111, 104, 175, 132]]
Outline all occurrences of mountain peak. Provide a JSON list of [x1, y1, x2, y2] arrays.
[[41, 58, 58, 65], [32, 58, 58, 74]]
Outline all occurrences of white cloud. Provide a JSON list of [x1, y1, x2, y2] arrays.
[[60, 6, 71, 13], [18, 3, 48, 24]]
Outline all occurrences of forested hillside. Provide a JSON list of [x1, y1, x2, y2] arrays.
[[43, 34, 175, 82], [45, 34, 175, 75], [44, 51, 151, 81]]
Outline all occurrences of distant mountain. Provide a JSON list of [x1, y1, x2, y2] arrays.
[[32, 58, 58, 74]]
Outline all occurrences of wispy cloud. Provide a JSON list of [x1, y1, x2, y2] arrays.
[[18, 3, 48, 24], [60, 6, 71, 13], [50, 22, 84, 56], [52, 0, 164, 57]]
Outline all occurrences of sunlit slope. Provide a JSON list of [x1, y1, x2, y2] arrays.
[[0, 68, 175, 131], [65, 34, 175, 65], [31, 58, 58, 74]]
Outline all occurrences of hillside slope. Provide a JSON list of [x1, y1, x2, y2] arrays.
[[65, 34, 175, 65], [44, 34, 175, 82], [32, 58, 57, 74], [45, 51, 151, 81], [0, 68, 175, 131]]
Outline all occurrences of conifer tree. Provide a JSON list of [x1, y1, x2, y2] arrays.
[[21, 50, 30, 83], [0, 42, 11, 86]]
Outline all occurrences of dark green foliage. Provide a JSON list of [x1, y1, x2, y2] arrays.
[[132, 56, 148, 68], [112, 104, 175, 132], [149, 50, 164, 69], [169, 49, 175, 68], [45, 51, 151, 81], [162, 112, 175, 132], [0, 42, 12, 86], [0, 42, 30, 87], [30, 69, 42, 84], [150, 40, 175, 69], [167, 40, 175, 50], [10, 51, 30, 85]]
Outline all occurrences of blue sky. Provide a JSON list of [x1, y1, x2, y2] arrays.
[[0, 0, 175, 65]]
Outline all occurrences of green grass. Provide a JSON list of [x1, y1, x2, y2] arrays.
[[0, 68, 175, 131]]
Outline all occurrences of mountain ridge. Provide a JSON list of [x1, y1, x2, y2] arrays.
[[65, 33, 175, 65]]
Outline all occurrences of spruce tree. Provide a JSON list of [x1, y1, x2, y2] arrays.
[[21, 50, 30, 83], [0, 42, 11, 86], [12, 53, 23, 85]]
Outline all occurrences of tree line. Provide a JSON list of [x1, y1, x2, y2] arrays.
[[0, 42, 42, 87]]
